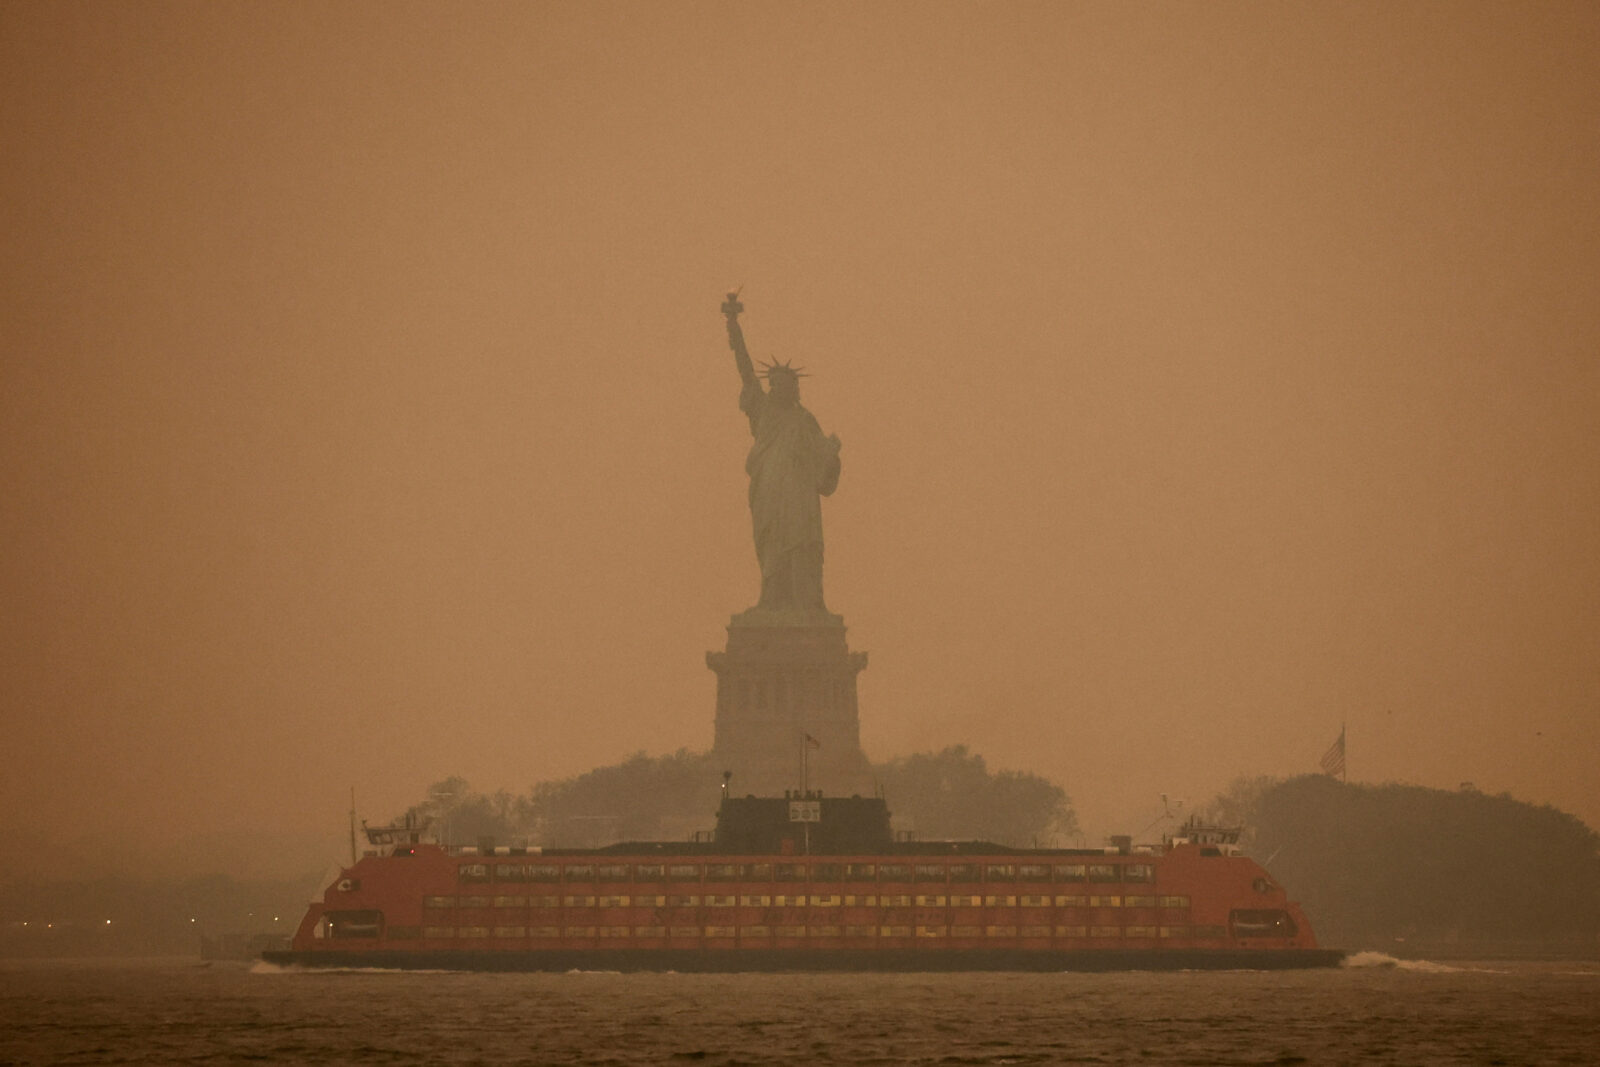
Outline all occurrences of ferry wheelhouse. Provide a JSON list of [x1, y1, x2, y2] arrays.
[[266, 793, 1339, 971]]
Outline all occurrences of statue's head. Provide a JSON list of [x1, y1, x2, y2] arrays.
[[761, 361, 804, 406]]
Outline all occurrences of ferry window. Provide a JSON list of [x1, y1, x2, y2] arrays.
[[877, 864, 912, 882], [492, 926, 525, 938], [1054, 895, 1086, 908], [1126, 925, 1157, 938], [1122, 864, 1154, 883], [984, 925, 1017, 937], [1229, 909, 1297, 937], [423, 896, 456, 909], [1089, 926, 1122, 938], [597, 865, 630, 883], [1088, 895, 1122, 908], [811, 863, 843, 882], [422, 926, 456, 939], [458, 863, 491, 884], [493, 896, 525, 908], [1192, 924, 1227, 938], [1086, 864, 1118, 883], [564, 865, 595, 883], [845, 925, 876, 937], [740, 925, 770, 938], [844, 864, 876, 881], [1124, 895, 1156, 908], [914, 864, 947, 883], [706, 864, 740, 881], [458, 926, 489, 939], [984, 864, 1016, 882], [668, 864, 701, 882], [774, 864, 805, 882], [740, 863, 772, 880], [1159, 926, 1191, 938], [527, 865, 561, 883], [948, 864, 981, 883], [530, 926, 561, 937], [459, 896, 490, 908], [327, 910, 382, 939], [634, 864, 665, 881], [635, 925, 665, 937], [810, 925, 842, 938], [1018, 864, 1050, 882], [495, 864, 526, 883], [1159, 895, 1190, 909], [666, 895, 699, 907], [775, 924, 805, 937], [669, 926, 701, 937], [1054, 925, 1087, 937], [951, 925, 982, 937], [1020, 925, 1051, 938], [1053, 864, 1086, 883]]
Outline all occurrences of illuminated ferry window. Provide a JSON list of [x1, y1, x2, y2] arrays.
[[984, 925, 1017, 937], [811, 863, 843, 881], [525, 865, 561, 883], [1126, 925, 1157, 938], [636, 895, 666, 907], [772, 894, 805, 907], [563, 926, 596, 938], [597, 865, 630, 883], [1054, 925, 1087, 937], [951, 925, 982, 937], [422, 927, 456, 939], [492, 926, 525, 938], [915, 894, 946, 907], [598, 926, 629, 938], [844, 864, 876, 881], [774, 864, 805, 882], [705, 925, 735, 937], [530, 926, 561, 937], [530, 895, 561, 908], [494, 865, 526, 883], [985, 864, 1016, 882], [667, 864, 701, 882], [1020, 925, 1050, 937], [982, 895, 1017, 907], [457, 926, 489, 939], [740, 863, 772, 880], [948, 864, 981, 883], [740, 925, 770, 938], [705, 864, 740, 881], [951, 894, 983, 907], [812, 894, 841, 907], [740, 895, 770, 907], [1053, 864, 1087, 883], [1020, 895, 1050, 908], [775, 925, 805, 937], [809, 925, 842, 938], [1088, 896, 1122, 908], [1124, 895, 1157, 908], [880, 894, 911, 907], [877, 864, 912, 882], [914, 865, 947, 883], [1229, 909, 1298, 937], [423, 896, 456, 909], [916, 925, 946, 938], [1159, 895, 1190, 909], [634, 864, 665, 881], [1159, 926, 1191, 938], [668, 926, 701, 937], [1018, 864, 1050, 882], [1089, 926, 1122, 938], [458, 864, 491, 884], [1123, 864, 1154, 883], [492, 896, 525, 908], [706, 895, 736, 907], [459, 896, 490, 908], [666, 895, 699, 907], [1054, 895, 1086, 908], [327, 910, 382, 939], [563, 896, 595, 907], [1086, 864, 1118, 883], [635, 925, 665, 937], [564, 865, 595, 883], [598, 895, 628, 907], [880, 925, 911, 937]]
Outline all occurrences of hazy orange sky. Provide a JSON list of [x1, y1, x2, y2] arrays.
[[4, 1, 1597, 877]]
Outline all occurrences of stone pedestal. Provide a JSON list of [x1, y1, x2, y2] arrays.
[[707, 609, 874, 797]]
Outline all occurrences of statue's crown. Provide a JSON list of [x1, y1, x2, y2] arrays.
[[759, 359, 807, 379]]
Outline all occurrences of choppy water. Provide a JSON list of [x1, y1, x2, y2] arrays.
[[1, 954, 1596, 1065]]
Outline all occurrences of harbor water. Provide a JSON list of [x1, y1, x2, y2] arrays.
[[1, 954, 1596, 1065]]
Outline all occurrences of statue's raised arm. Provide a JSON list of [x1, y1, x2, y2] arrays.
[[722, 290, 759, 391]]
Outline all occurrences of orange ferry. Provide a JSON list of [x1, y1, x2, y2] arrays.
[[267, 793, 1340, 971]]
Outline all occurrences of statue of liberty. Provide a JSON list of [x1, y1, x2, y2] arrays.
[[722, 292, 842, 617]]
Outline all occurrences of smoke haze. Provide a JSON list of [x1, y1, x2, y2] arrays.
[[3, 2, 1597, 876]]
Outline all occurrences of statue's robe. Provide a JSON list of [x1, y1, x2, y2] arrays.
[[741, 378, 840, 612]]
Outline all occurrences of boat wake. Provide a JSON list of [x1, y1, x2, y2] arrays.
[[1340, 951, 1507, 973], [249, 961, 456, 975]]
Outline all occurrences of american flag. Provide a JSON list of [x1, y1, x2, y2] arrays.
[[1319, 727, 1346, 779]]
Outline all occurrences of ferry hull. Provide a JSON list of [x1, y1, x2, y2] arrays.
[[263, 947, 1345, 972]]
